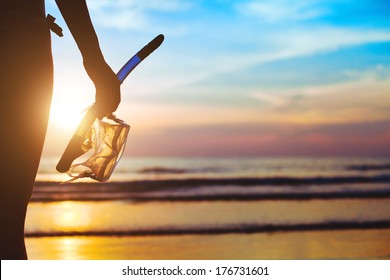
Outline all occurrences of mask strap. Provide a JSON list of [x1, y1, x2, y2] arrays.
[[60, 169, 98, 184]]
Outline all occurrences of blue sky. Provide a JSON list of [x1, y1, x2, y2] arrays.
[[43, 0, 390, 157]]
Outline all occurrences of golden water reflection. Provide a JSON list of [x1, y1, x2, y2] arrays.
[[54, 202, 92, 231], [26, 229, 390, 260], [26, 199, 390, 233]]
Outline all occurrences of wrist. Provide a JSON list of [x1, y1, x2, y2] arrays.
[[83, 55, 109, 78], [82, 47, 105, 67]]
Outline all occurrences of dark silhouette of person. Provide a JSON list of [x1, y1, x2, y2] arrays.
[[0, 0, 120, 259]]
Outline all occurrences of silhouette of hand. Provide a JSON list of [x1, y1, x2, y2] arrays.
[[83, 59, 121, 119]]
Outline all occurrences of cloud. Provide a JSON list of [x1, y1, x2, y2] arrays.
[[236, 0, 329, 22], [222, 27, 390, 73], [88, 0, 189, 11], [87, 0, 193, 30], [249, 71, 390, 124], [344, 64, 390, 80], [271, 27, 390, 55], [154, 26, 390, 93], [122, 120, 390, 157]]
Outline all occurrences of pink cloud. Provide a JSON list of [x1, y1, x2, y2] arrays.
[[123, 120, 390, 157]]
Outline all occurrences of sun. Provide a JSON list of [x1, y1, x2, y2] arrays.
[[49, 87, 94, 131], [49, 100, 84, 130]]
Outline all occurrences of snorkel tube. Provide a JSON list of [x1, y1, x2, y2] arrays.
[[56, 34, 164, 173]]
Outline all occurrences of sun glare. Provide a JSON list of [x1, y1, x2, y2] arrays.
[[49, 88, 93, 131], [54, 202, 91, 231]]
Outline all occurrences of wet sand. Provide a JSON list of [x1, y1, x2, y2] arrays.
[[26, 229, 390, 260]]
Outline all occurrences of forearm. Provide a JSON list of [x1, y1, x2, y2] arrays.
[[55, 0, 104, 63], [55, 0, 121, 118]]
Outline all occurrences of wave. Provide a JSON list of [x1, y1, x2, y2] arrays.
[[34, 174, 390, 188], [136, 166, 224, 174], [30, 174, 390, 202], [31, 184, 390, 202], [137, 167, 188, 174], [30, 189, 390, 202], [346, 164, 390, 171], [25, 220, 390, 238]]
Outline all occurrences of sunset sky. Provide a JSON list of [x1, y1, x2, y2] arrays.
[[43, 0, 390, 157]]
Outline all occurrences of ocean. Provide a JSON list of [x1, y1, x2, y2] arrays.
[[26, 157, 390, 259]]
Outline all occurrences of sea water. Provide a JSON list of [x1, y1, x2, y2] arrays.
[[25, 157, 390, 259]]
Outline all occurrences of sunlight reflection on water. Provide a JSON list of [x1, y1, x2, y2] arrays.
[[26, 199, 390, 234]]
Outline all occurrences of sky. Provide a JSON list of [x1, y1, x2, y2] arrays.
[[43, 0, 390, 158]]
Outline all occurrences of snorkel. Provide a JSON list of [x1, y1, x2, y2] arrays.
[[56, 34, 164, 179]]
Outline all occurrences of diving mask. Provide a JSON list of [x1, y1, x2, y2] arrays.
[[66, 114, 130, 182]]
